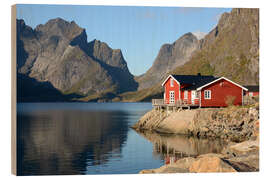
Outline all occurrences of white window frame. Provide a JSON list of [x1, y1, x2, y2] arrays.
[[204, 90, 211, 99], [170, 78, 174, 87], [184, 90, 188, 99], [169, 91, 175, 104], [195, 91, 199, 99]]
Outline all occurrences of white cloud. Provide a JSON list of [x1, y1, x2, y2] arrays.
[[192, 31, 207, 40]]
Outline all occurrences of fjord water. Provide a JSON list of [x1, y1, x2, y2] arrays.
[[17, 102, 227, 175]]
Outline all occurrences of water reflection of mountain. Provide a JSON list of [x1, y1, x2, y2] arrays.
[[136, 131, 228, 164], [17, 110, 129, 175]]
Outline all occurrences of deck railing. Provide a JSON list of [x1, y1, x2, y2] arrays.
[[152, 99, 165, 106], [152, 99, 199, 106]]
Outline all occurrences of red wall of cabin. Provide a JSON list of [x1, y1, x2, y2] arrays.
[[200, 79, 243, 107], [253, 92, 259, 96], [246, 91, 259, 97], [180, 84, 189, 102], [164, 77, 180, 104], [180, 89, 191, 104]]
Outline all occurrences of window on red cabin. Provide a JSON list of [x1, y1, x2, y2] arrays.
[[220, 82, 224, 87], [204, 90, 211, 99], [184, 91, 188, 99], [170, 78, 174, 87], [195, 91, 199, 98], [169, 91, 175, 103]]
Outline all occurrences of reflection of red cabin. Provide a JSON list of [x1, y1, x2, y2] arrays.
[[161, 74, 248, 107], [244, 86, 259, 97], [165, 156, 177, 165]]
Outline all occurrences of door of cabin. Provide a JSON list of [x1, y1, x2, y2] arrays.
[[191, 91, 196, 104], [169, 91, 175, 104]]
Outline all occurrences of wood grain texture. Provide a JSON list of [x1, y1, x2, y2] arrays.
[[11, 4, 17, 175]]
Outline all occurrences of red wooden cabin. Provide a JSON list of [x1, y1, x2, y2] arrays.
[[161, 74, 248, 107], [244, 86, 259, 97]]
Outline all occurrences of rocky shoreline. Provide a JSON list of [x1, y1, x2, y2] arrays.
[[139, 138, 259, 173], [132, 103, 259, 142], [132, 103, 259, 173]]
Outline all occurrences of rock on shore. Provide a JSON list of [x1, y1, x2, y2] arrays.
[[132, 103, 259, 142], [139, 139, 259, 173]]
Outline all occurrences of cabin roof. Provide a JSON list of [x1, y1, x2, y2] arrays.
[[244, 85, 259, 92], [162, 74, 217, 88], [196, 77, 248, 91], [171, 74, 216, 85], [181, 76, 219, 90], [163, 74, 248, 91]]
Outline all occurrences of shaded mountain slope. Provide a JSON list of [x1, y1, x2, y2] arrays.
[[17, 18, 137, 102], [136, 32, 199, 90], [17, 73, 82, 102]]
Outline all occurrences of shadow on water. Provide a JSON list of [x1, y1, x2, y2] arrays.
[[17, 109, 130, 175], [136, 130, 228, 165]]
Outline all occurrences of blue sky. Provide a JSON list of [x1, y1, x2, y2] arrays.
[[16, 4, 231, 75]]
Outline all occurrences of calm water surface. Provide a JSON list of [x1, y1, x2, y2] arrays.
[[17, 102, 227, 175]]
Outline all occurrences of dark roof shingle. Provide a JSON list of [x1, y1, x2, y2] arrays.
[[171, 74, 219, 90], [244, 85, 259, 92]]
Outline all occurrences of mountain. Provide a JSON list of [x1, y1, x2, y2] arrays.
[[119, 8, 259, 102], [17, 18, 137, 101], [17, 73, 82, 102], [17, 8, 259, 102], [136, 32, 199, 90], [172, 8, 259, 85]]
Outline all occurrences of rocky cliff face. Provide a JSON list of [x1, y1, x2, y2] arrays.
[[172, 8, 259, 85], [136, 33, 199, 90], [17, 18, 137, 101], [133, 102, 259, 142]]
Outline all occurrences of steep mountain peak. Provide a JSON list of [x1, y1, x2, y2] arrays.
[[137, 32, 200, 90], [17, 19, 25, 26], [173, 32, 198, 51], [176, 32, 197, 42], [35, 18, 85, 41], [16, 19, 36, 39], [89, 39, 128, 69]]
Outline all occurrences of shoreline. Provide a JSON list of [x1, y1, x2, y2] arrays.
[[132, 103, 259, 173], [132, 103, 259, 142]]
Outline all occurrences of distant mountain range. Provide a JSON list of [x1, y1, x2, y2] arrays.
[[17, 18, 137, 102], [118, 8, 259, 102], [16, 8, 259, 102]]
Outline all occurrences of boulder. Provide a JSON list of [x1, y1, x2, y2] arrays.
[[225, 153, 259, 172], [139, 164, 188, 174], [197, 153, 227, 159], [189, 154, 237, 173], [157, 110, 197, 134], [139, 157, 195, 174], [228, 140, 259, 156], [252, 120, 259, 139]]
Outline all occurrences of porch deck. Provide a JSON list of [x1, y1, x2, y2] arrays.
[[152, 99, 199, 108]]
